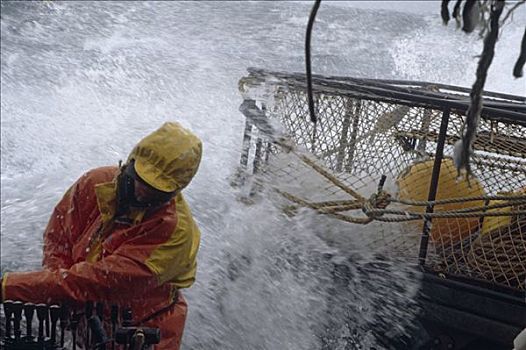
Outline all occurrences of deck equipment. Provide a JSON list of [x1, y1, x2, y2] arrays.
[[236, 67, 526, 349]]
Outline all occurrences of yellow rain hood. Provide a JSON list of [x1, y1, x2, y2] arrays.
[[128, 122, 202, 193]]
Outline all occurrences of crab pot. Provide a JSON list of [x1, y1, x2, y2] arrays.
[[237, 68, 526, 348]]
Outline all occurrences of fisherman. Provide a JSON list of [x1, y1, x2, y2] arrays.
[[0, 122, 202, 350]]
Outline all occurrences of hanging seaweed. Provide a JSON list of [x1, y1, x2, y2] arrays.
[[440, 0, 525, 177]]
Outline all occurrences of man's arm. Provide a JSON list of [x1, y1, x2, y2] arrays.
[[41, 184, 77, 271], [42, 170, 105, 270], [4, 252, 160, 304], [2, 207, 198, 304]]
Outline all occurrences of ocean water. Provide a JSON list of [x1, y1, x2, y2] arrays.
[[1, 1, 524, 349]]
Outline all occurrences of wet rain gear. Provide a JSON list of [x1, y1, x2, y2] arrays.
[[1, 122, 202, 350], [129, 121, 202, 193]]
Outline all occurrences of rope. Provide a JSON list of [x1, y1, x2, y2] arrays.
[[392, 195, 526, 206], [284, 202, 363, 214], [278, 186, 526, 224], [276, 189, 372, 224], [290, 149, 366, 202], [366, 209, 526, 221], [513, 26, 526, 78], [274, 138, 525, 225], [441, 200, 526, 214], [305, 0, 322, 124], [290, 199, 360, 208], [361, 190, 391, 219]]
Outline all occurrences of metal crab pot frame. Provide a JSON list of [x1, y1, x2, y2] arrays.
[[1, 301, 160, 350], [237, 68, 526, 348]]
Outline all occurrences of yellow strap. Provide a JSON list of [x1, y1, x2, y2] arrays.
[[86, 239, 103, 263], [1, 272, 8, 302]]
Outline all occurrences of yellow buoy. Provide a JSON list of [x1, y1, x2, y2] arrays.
[[481, 187, 526, 236], [396, 158, 485, 244]]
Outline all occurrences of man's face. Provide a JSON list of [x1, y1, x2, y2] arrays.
[[119, 161, 176, 210], [133, 177, 167, 204]]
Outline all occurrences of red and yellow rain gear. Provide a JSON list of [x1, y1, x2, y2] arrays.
[[2, 122, 202, 350]]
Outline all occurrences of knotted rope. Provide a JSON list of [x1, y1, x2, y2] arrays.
[[275, 142, 526, 224]]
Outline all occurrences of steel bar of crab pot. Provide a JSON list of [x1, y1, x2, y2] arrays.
[[36, 304, 48, 343], [12, 301, 23, 342], [88, 315, 108, 350], [110, 305, 118, 350], [59, 303, 69, 347], [23, 303, 35, 340], [49, 305, 60, 345], [85, 301, 94, 348], [4, 300, 14, 339], [70, 312, 82, 350]]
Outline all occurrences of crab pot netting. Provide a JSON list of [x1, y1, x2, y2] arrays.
[[237, 69, 526, 291]]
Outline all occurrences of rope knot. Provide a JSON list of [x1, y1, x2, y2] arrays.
[[363, 190, 391, 219]]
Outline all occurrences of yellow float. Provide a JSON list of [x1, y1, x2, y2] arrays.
[[480, 187, 526, 236], [467, 189, 525, 287], [396, 158, 485, 244]]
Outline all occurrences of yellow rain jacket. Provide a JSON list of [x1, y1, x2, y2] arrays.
[[2, 122, 202, 350]]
